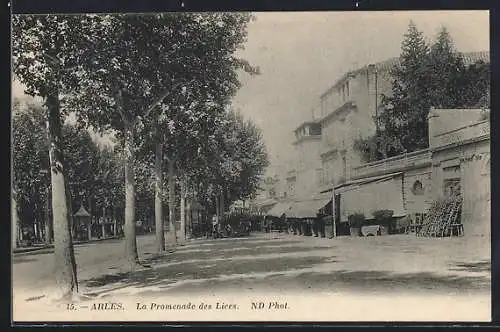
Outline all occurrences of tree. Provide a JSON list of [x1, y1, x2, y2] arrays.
[[458, 60, 490, 109], [64, 14, 195, 267], [12, 99, 49, 246], [131, 13, 258, 249], [354, 22, 490, 162], [12, 98, 122, 245], [12, 99, 50, 243], [222, 110, 269, 205], [193, 109, 269, 217], [426, 26, 468, 109], [378, 20, 431, 155], [11, 13, 96, 298]]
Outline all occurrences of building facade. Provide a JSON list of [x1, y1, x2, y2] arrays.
[[291, 51, 489, 197], [257, 51, 490, 237], [285, 121, 323, 201], [428, 108, 490, 236]]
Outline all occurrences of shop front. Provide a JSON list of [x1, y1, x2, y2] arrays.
[[333, 172, 407, 235], [286, 195, 332, 237]]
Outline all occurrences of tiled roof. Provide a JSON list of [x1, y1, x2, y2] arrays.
[[322, 51, 490, 97], [461, 51, 490, 65]]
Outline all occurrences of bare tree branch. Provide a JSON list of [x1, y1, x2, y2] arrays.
[[137, 78, 196, 125]]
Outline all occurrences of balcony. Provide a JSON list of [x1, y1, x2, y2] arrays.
[[319, 100, 356, 125], [351, 149, 432, 180], [319, 174, 346, 193]]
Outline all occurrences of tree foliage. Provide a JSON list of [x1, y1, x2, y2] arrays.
[[12, 101, 124, 232], [355, 22, 490, 161]]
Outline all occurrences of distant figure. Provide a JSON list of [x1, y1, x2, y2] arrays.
[[225, 223, 233, 237], [212, 215, 219, 238]]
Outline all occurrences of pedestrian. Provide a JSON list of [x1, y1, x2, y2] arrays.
[[212, 215, 219, 238]]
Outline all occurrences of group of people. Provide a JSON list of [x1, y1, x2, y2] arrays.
[[211, 215, 233, 238]]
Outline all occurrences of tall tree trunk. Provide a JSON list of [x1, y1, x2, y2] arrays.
[[215, 194, 220, 223], [101, 206, 106, 239], [220, 188, 225, 223], [167, 160, 177, 248], [12, 189, 19, 249], [123, 121, 139, 267], [186, 193, 192, 240], [45, 188, 52, 245], [179, 177, 187, 244], [66, 185, 74, 240], [46, 91, 78, 299], [154, 136, 165, 253], [112, 207, 117, 237], [87, 195, 92, 240]]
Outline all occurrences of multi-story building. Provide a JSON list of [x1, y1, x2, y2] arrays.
[[318, 59, 395, 191], [262, 50, 489, 231], [285, 121, 323, 201], [288, 51, 490, 196]]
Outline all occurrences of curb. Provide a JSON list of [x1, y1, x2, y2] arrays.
[[13, 237, 122, 256]]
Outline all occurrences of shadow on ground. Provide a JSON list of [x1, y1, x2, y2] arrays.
[[83, 254, 333, 292], [448, 260, 490, 273], [142, 269, 491, 297], [143, 245, 333, 265]]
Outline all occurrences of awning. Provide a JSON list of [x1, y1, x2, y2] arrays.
[[339, 172, 406, 222], [266, 202, 291, 217], [252, 199, 277, 209], [287, 197, 332, 219], [260, 199, 278, 207]]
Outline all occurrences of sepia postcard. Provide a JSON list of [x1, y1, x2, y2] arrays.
[[11, 10, 491, 323]]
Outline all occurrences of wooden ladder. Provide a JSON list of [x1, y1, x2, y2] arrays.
[[441, 196, 462, 237]]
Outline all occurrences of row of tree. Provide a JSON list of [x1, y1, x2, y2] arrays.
[[12, 13, 268, 299], [354, 22, 490, 161], [12, 99, 124, 245]]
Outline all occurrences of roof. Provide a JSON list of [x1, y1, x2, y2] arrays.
[[256, 199, 278, 208], [321, 51, 490, 99], [74, 205, 91, 217]]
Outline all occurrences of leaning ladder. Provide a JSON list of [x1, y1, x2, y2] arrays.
[[441, 197, 462, 237]]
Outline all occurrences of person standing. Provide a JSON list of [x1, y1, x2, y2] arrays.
[[212, 215, 219, 238]]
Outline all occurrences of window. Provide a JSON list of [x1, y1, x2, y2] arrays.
[[443, 179, 461, 198], [412, 180, 424, 195], [289, 182, 295, 196]]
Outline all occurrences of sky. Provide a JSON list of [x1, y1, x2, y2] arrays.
[[231, 11, 490, 177], [12, 11, 490, 175]]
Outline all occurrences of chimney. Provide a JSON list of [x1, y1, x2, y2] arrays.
[[427, 107, 439, 149]]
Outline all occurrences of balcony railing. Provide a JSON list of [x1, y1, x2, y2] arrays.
[[430, 120, 490, 150], [351, 149, 431, 179]]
